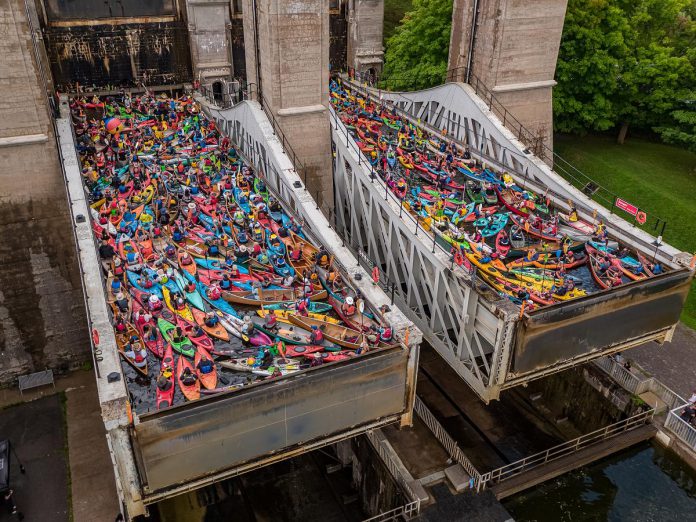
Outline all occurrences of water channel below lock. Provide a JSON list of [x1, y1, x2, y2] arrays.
[[503, 441, 696, 521]]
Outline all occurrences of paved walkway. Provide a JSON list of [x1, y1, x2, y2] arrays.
[[0, 395, 68, 521], [628, 323, 696, 400], [0, 370, 120, 522], [65, 372, 121, 522]]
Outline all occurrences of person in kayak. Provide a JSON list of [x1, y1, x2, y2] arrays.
[[296, 298, 309, 317], [124, 341, 146, 369], [172, 326, 186, 344], [148, 294, 162, 311], [180, 366, 198, 386], [157, 367, 173, 391], [204, 312, 220, 328], [309, 325, 324, 344], [114, 292, 129, 313], [207, 283, 222, 301], [341, 296, 357, 317], [99, 240, 115, 260], [264, 312, 278, 330], [196, 355, 214, 375], [379, 326, 393, 343], [219, 274, 232, 290], [173, 292, 187, 310]]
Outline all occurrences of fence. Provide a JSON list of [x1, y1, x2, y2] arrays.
[[361, 503, 420, 522], [593, 356, 685, 410], [665, 405, 696, 451], [345, 67, 669, 238], [478, 408, 655, 488], [413, 397, 483, 489], [364, 430, 421, 519]]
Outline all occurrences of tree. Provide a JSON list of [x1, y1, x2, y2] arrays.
[[554, 0, 696, 145], [381, 0, 453, 91]]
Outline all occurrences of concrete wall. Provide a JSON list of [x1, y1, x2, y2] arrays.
[[0, 0, 89, 384], [347, 0, 384, 75], [185, 0, 233, 82], [448, 0, 568, 154], [38, 0, 191, 90], [242, 0, 333, 212]]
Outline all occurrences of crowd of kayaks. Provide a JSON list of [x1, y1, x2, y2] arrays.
[[71, 92, 396, 411], [329, 78, 666, 310]]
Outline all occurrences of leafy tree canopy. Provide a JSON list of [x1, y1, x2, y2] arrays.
[[381, 0, 453, 91], [554, 0, 696, 146]]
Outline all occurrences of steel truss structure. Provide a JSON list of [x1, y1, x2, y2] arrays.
[[330, 80, 693, 403]]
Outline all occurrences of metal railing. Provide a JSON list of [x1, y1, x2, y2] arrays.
[[413, 397, 482, 489], [346, 67, 669, 237], [665, 405, 696, 450], [365, 430, 421, 518], [594, 356, 685, 410], [199, 82, 311, 191], [478, 408, 655, 487], [361, 502, 420, 522]]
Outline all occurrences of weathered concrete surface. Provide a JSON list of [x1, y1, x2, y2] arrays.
[[448, 0, 568, 155], [0, 395, 69, 521], [66, 371, 121, 522], [347, 0, 384, 75], [242, 0, 333, 211], [0, 0, 89, 385], [628, 323, 696, 400], [185, 0, 233, 82]]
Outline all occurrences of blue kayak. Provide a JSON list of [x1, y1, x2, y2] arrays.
[[126, 270, 164, 299]]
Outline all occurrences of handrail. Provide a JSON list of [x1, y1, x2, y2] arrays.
[[361, 502, 420, 522], [353, 66, 669, 236], [364, 431, 422, 517], [594, 356, 686, 410], [665, 405, 696, 450], [199, 82, 311, 192], [478, 408, 655, 487], [413, 396, 483, 490]]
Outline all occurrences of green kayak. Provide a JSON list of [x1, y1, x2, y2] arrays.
[[263, 301, 333, 313], [157, 317, 195, 358]]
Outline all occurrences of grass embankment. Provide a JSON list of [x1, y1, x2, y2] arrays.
[[555, 134, 696, 328]]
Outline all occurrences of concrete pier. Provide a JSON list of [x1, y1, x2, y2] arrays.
[[242, 0, 334, 211], [448, 0, 569, 156]]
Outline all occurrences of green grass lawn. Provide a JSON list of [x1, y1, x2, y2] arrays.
[[554, 133, 696, 328]]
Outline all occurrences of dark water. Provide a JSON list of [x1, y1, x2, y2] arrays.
[[504, 442, 696, 522]]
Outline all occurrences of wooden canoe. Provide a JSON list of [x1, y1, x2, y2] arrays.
[[288, 314, 364, 349]]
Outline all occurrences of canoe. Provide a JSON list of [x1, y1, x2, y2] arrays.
[[132, 301, 165, 358], [176, 355, 200, 401], [328, 295, 378, 332], [586, 244, 623, 290], [156, 344, 175, 410], [115, 324, 148, 377], [288, 314, 364, 349], [157, 317, 195, 358], [194, 346, 218, 390]]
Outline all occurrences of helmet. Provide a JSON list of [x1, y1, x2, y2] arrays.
[[346, 297, 354, 305], [149, 294, 160, 304]]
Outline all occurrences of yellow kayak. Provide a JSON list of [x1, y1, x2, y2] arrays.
[[163, 286, 195, 323], [256, 308, 341, 325]]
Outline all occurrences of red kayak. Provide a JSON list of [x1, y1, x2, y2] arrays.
[[156, 344, 175, 410], [175, 315, 215, 352], [177, 355, 200, 401]]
